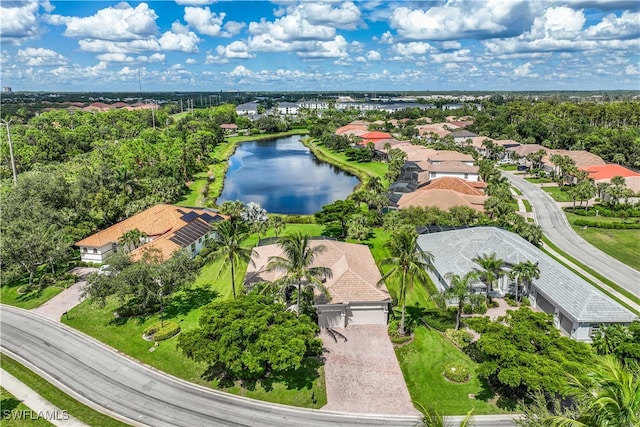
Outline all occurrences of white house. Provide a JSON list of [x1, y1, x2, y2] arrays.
[[244, 239, 391, 328], [416, 227, 637, 342], [75, 204, 227, 264], [275, 101, 299, 115], [235, 102, 259, 116]]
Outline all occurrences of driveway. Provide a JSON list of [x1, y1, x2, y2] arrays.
[[320, 325, 420, 416], [502, 171, 640, 298], [31, 267, 96, 321]]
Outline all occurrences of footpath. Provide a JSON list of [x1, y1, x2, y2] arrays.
[[1, 369, 88, 426]]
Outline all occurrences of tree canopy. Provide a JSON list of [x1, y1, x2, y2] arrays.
[[177, 294, 322, 382]]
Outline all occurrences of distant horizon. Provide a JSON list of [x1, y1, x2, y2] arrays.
[[2, 1, 638, 92]]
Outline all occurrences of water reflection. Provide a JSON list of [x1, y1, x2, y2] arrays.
[[217, 135, 360, 214]]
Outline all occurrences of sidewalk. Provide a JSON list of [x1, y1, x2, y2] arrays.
[[1, 369, 88, 426]]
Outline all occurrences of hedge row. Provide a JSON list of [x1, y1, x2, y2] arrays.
[[144, 321, 181, 341], [573, 218, 640, 229]]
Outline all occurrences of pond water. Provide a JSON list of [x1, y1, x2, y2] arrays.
[[216, 135, 360, 214]]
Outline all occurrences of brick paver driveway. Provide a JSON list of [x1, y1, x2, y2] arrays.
[[320, 325, 420, 416], [31, 267, 96, 321]]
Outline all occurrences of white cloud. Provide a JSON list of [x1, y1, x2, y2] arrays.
[[1, 1, 40, 41], [159, 22, 200, 52], [215, 41, 255, 59], [96, 52, 165, 63], [392, 42, 435, 57], [528, 6, 585, 40], [389, 1, 532, 40], [584, 11, 640, 40], [78, 39, 161, 54], [297, 2, 361, 30], [297, 36, 349, 59], [513, 62, 539, 78], [16, 47, 67, 66], [625, 64, 639, 75], [229, 65, 253, 77], [60, 3, 158, 41], [431, 49, 472, 63], [184, 7, 234, 37], [442, 41, 461, 50], [185, 58, 197, 64], [366, 50, 382, 61]]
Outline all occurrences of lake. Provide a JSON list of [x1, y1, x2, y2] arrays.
[[216, 135, 360, 214]]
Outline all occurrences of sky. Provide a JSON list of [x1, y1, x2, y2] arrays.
[[1, 0, 639, 92]]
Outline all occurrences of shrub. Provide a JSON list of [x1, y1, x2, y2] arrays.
[[144, 321, 181, 341], [464, 316, 491, 333], [462, 303, 473, 314], [520, 297, 530, 306], [443, 362, 471, 383], [422, 308, 457, 332], [487, 300, 500, 308], [445, 329, 473, 349], [573, 218, 640, 229], [504, 296, 518, 307]]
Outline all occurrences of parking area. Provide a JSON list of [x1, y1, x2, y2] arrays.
[[320, 325, 420, 416]]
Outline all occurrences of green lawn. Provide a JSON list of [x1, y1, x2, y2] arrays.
[[0, 355, 128, 427], [0, 284, 63, 309], [541, 186, 573, 202], [511, 186, 522, 196], [522, 199, 532, 212], [177, 171, 209, 207], [565, 212, 640, 271], [396, 327, 504, 415], [524, 177, 554, 184], [0, 387, 53, 427]]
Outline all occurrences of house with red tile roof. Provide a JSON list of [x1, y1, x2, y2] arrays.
[[422, 177, 486, 195], [245, 239, 391, 328], [75, 204, 227, 264], [359, 131, 393, 144], [580, 164, 640, 194]]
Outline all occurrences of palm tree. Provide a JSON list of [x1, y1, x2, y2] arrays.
[[378, 231, 434, 336], [472, 252, 506, 294], [591, 324, 632, 356], [365, 176, 385, 194], [444, 271, 479, 330], [543, 356, 640, 427], [268, 215, 286, 238], [206, 220, 255, 299], [509, 260, 540, 302], [118, 228, 147, 252], [266, 232, 332, 317]]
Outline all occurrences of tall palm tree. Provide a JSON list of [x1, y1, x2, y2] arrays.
[[444, 271, 479, 330], [543, 356, 640, 427], [472, 252, 506, 294], [206, 220, 255, 299], [266, 232, 332, 317], [365, 176, 385, 194], [378, 231, 434, 336], [268, 215, 286, 238], [509, 260, 540, 302]]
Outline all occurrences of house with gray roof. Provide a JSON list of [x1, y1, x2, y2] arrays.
[[416, 227, 637, 342]]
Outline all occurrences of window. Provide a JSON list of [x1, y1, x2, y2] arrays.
[[83, 247, 88, 253], [464, 173, 469, 179], [93, 248, 98, 254], [190, 243, 196, 252], [198, 237, 202, 243], [589, 323, 602, 338]]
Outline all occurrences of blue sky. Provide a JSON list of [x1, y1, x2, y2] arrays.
[[1, 1, 639, 92]]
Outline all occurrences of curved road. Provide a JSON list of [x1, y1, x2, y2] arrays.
[[0, 305, 422, 427], [503, 172, 640, 298]]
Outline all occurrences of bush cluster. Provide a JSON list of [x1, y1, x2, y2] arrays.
[[444, 329, 473, 349], [144, 321, 181, 341], [573, 218, 640, 229], [443, 362, 471, 383], [569, 205, 640, 218], [422, 308, 457, 332]]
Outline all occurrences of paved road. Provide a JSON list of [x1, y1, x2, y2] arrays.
[[0, 305, 423, 427], [503, 172, 640, 298]]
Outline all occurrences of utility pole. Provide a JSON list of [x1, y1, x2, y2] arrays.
[[1, 118, 17, 184]]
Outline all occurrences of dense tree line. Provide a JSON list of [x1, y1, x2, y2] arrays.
[[470, 101, 640, 168]]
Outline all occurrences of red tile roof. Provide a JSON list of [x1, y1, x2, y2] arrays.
[[423, 177, 485, 195], [580, 164, 640, 180]]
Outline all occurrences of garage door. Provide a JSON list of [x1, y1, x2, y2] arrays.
[[318, 306, 345, 328], [347, 304, 388, 326], [536, 294, 555, 315]]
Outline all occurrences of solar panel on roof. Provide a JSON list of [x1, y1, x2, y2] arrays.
[[180, 211, 199, 222], [169, 220, 212, 247]]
